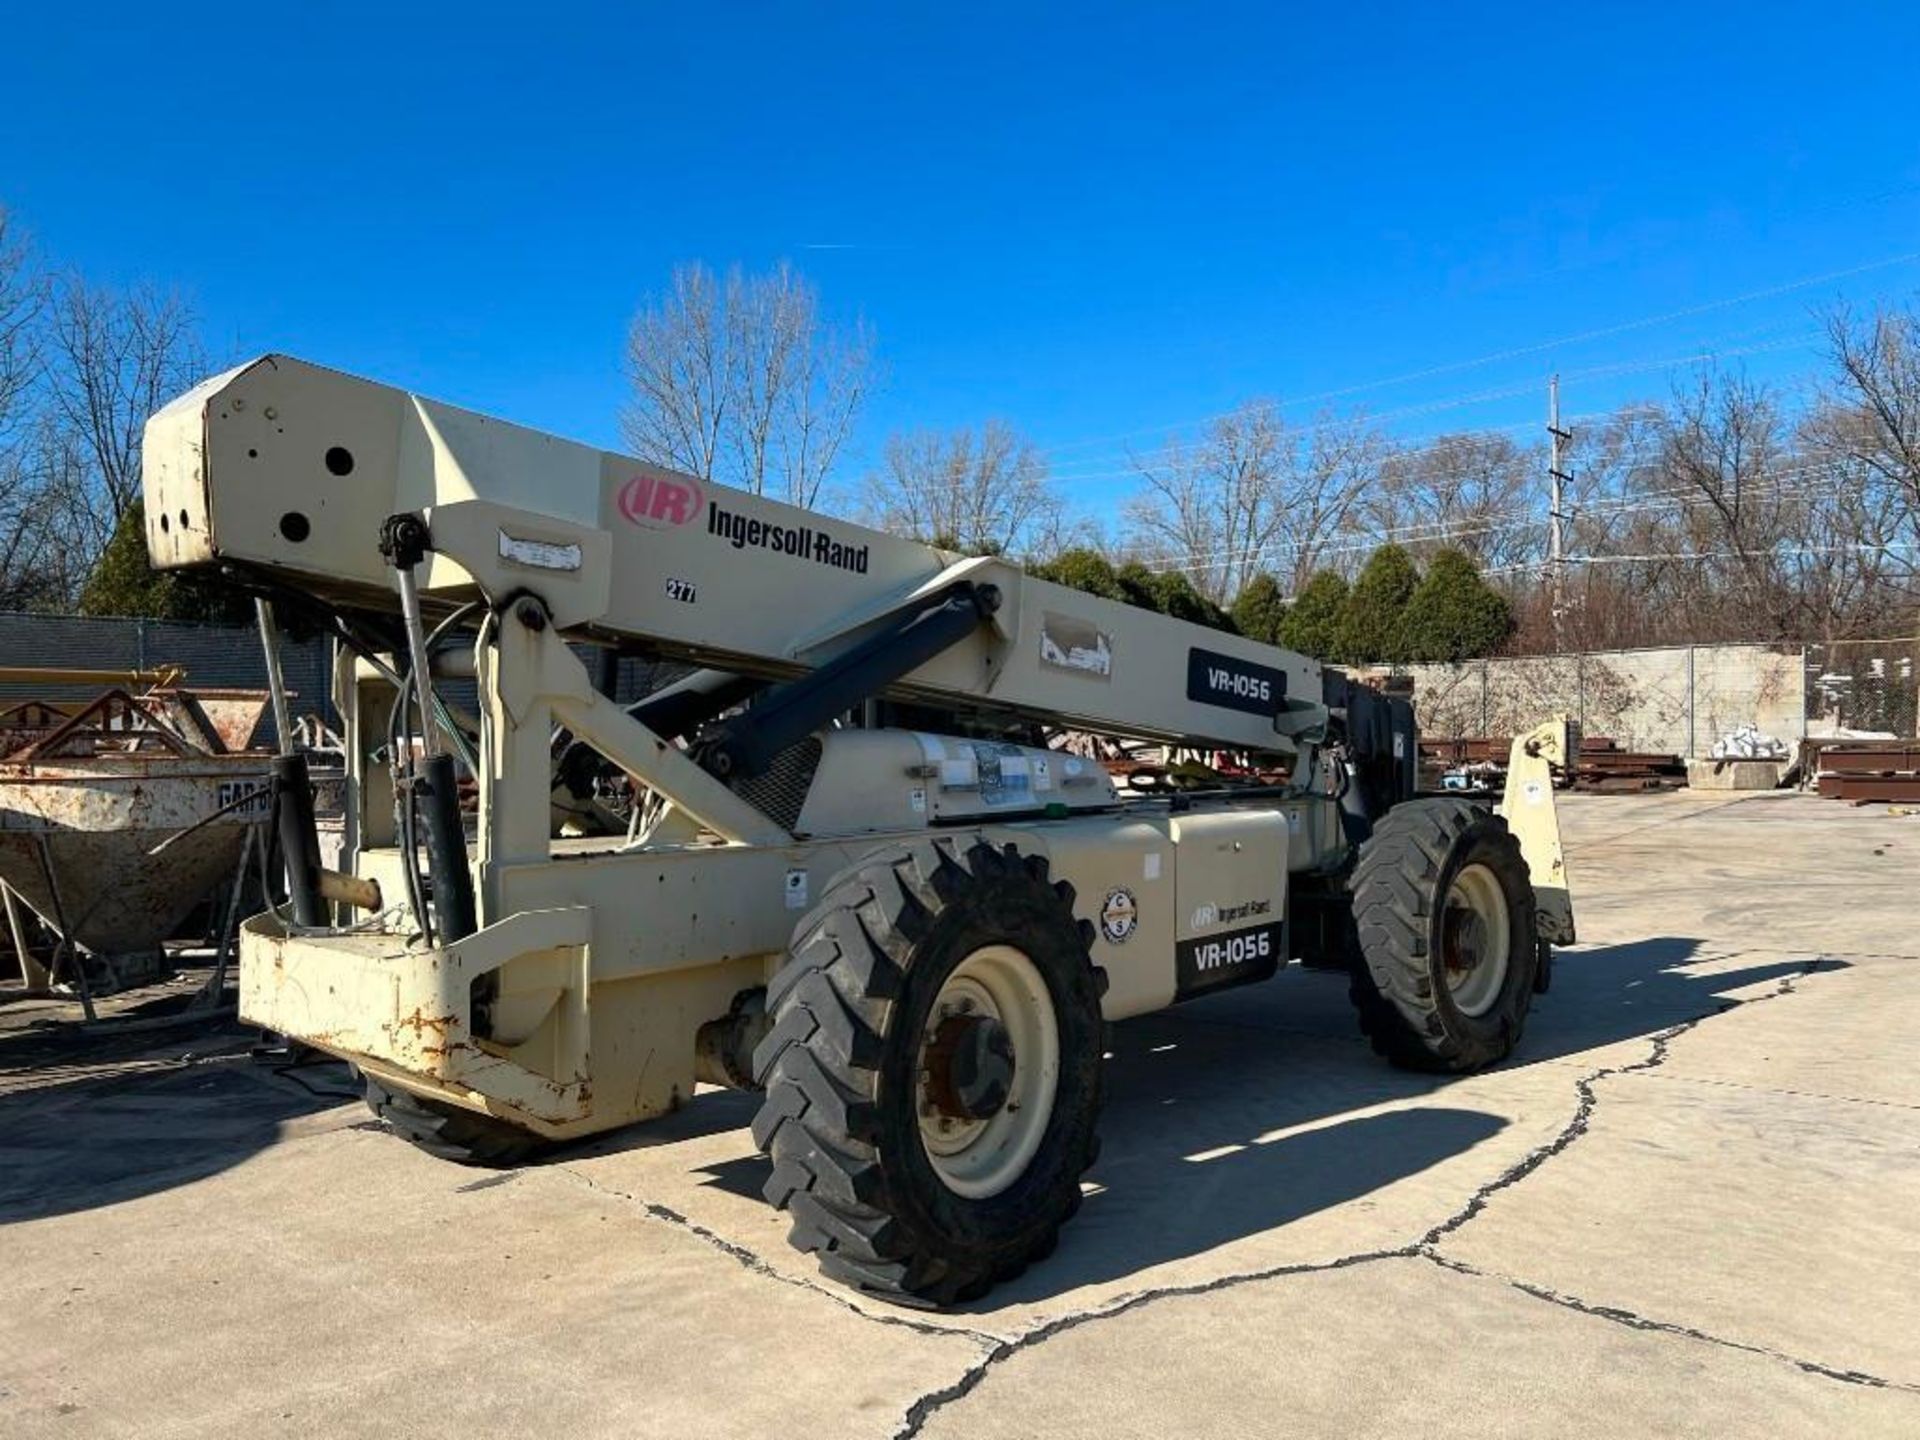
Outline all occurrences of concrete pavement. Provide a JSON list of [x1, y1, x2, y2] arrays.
[[3, 790, 1916, 1437]]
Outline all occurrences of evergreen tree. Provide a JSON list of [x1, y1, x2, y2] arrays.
[[1398, 547, 1511, 661], [1112, 560, 1164, 613], [1335, 545, 1419, 664], [77, 501, 252, 623], [1231, 572, 1288, 645], [1147, 569, 1234, 632], [1028, 547, 1125, 600], [1029, 549, 1234, 630], [1278, 569, 1349, 658]]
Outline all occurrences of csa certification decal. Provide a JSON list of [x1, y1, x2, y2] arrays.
[[1099, 887, 1138, 944], [1175, 921, 1283, 1000]]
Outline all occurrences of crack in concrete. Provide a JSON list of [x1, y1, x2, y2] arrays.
[[1420, 963, 1821, 1249], [550, 1164, 1002, 1348], [891, 957, 1872, 1436], [1621, 1068, 1920, 1114], [1426, 1253, 1919, 1393], [891, 1249, 1410, 1440]]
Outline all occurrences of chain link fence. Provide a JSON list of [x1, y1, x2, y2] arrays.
[[1403, 644, 1808, 756], [0, 612, 334, 750], [1806, 638, 1920, 738], [0, 612, 684, 752]]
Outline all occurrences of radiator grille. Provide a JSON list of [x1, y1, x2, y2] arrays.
[[733, 736, 824, 832]]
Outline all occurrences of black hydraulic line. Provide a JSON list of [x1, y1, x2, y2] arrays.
[[378, 513, 480, 948], [414, 751, 477, 944], [629, 670, 765, 742], [272, 752, 326, 926], [692, 582, 1000, 784]]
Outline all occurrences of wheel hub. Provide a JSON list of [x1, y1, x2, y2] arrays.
[[1442, 905, 1485, 974], [914, 945, 1062, 1199], [922, 1012, 1015, 1121], [1440, 862, 1513, 1018]]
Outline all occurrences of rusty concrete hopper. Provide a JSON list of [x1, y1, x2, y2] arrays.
[[0, 690, 273, 988]]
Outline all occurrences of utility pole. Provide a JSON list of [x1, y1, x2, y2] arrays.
[[1547, 375, 1572, 650]]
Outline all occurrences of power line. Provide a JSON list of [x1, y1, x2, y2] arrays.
[[1559, 541, 1920, 567], [1030, 249, 1920, 460], [1036, 332, 1822, 489], [1130, 456, 1892, 583]]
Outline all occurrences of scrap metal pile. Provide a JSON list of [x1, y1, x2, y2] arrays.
[[1801, 738, 1920, 805], [1421, 734, 1688, 793]]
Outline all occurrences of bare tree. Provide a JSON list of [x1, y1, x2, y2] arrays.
[[1645, 368, 1809, 638], [0, 207, 40, 436], [1820, 303, 1920, 513], [1123, 402, 1385, 600], [1123, 402, 1286, 603], [0, 419, 98, 607], [859, 421, 1057, 555], [45, 273, 205, 542], [1371, 430, 1542, 573], [1276, 412, 1391, 586], [622, 261, 871, 508], [0, 207, 55, 608]]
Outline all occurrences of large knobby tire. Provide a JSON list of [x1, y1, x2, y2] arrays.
[[751, 838, 1106, 1307], [1347, 798, 1539, 1073], [361, 1072, 553, 1167]]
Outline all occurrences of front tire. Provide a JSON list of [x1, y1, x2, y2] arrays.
[[1347, 798, 1539, 1072], [751, 838, 1106, 1307], [361, 1073, 552, 1167]]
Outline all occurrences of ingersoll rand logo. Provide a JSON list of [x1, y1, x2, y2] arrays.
[[618, 472, 707, 530]]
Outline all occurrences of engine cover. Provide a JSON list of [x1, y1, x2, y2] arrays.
[[791, 730, 1117, 837]]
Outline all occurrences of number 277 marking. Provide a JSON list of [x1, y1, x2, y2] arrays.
[[664, 578, 697, 604]]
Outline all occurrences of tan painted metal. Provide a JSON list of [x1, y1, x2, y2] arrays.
[[144, 354, 1576, 1141], [1496, 717, 1578, 945], [144, 355, 1328, 754], [316, 868, 381, 912]]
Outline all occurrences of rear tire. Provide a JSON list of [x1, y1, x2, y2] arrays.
[[1347, 798, 1538, 1073], [751, 837, 1106, 1307], [361, 1073, 552, 1167]]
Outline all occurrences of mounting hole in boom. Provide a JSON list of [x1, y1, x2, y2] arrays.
[[324, 445, 355, 476], [279, 511, 311, 543]]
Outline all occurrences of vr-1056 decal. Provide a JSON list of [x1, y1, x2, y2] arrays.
[[1185, 645, 1286, 717], [1175, 920, 1283, 1000]]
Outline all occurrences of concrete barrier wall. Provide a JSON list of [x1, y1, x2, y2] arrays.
[[1403, 644, 1806, 756]]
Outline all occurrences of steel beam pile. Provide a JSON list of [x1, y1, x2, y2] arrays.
[[1420, 735, 1687, 792], [1806, 740, 1920, 804]]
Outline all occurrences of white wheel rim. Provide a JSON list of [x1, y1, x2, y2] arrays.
[[916, 944, 1060, 1199], [1441, 863, 1512, 1018]]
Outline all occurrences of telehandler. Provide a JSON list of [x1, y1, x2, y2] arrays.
[[142, 355, 1574, 1305]]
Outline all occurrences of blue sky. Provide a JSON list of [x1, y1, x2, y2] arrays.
[[6, 3, 1919, 515]]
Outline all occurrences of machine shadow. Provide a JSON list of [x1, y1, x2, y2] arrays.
[[0, 933, 1834, 1238], [0, 1044, 358, 1225], [690, 932, 1840, 1304]]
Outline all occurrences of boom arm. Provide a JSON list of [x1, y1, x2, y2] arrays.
[[144, 354, 1329, 754]]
